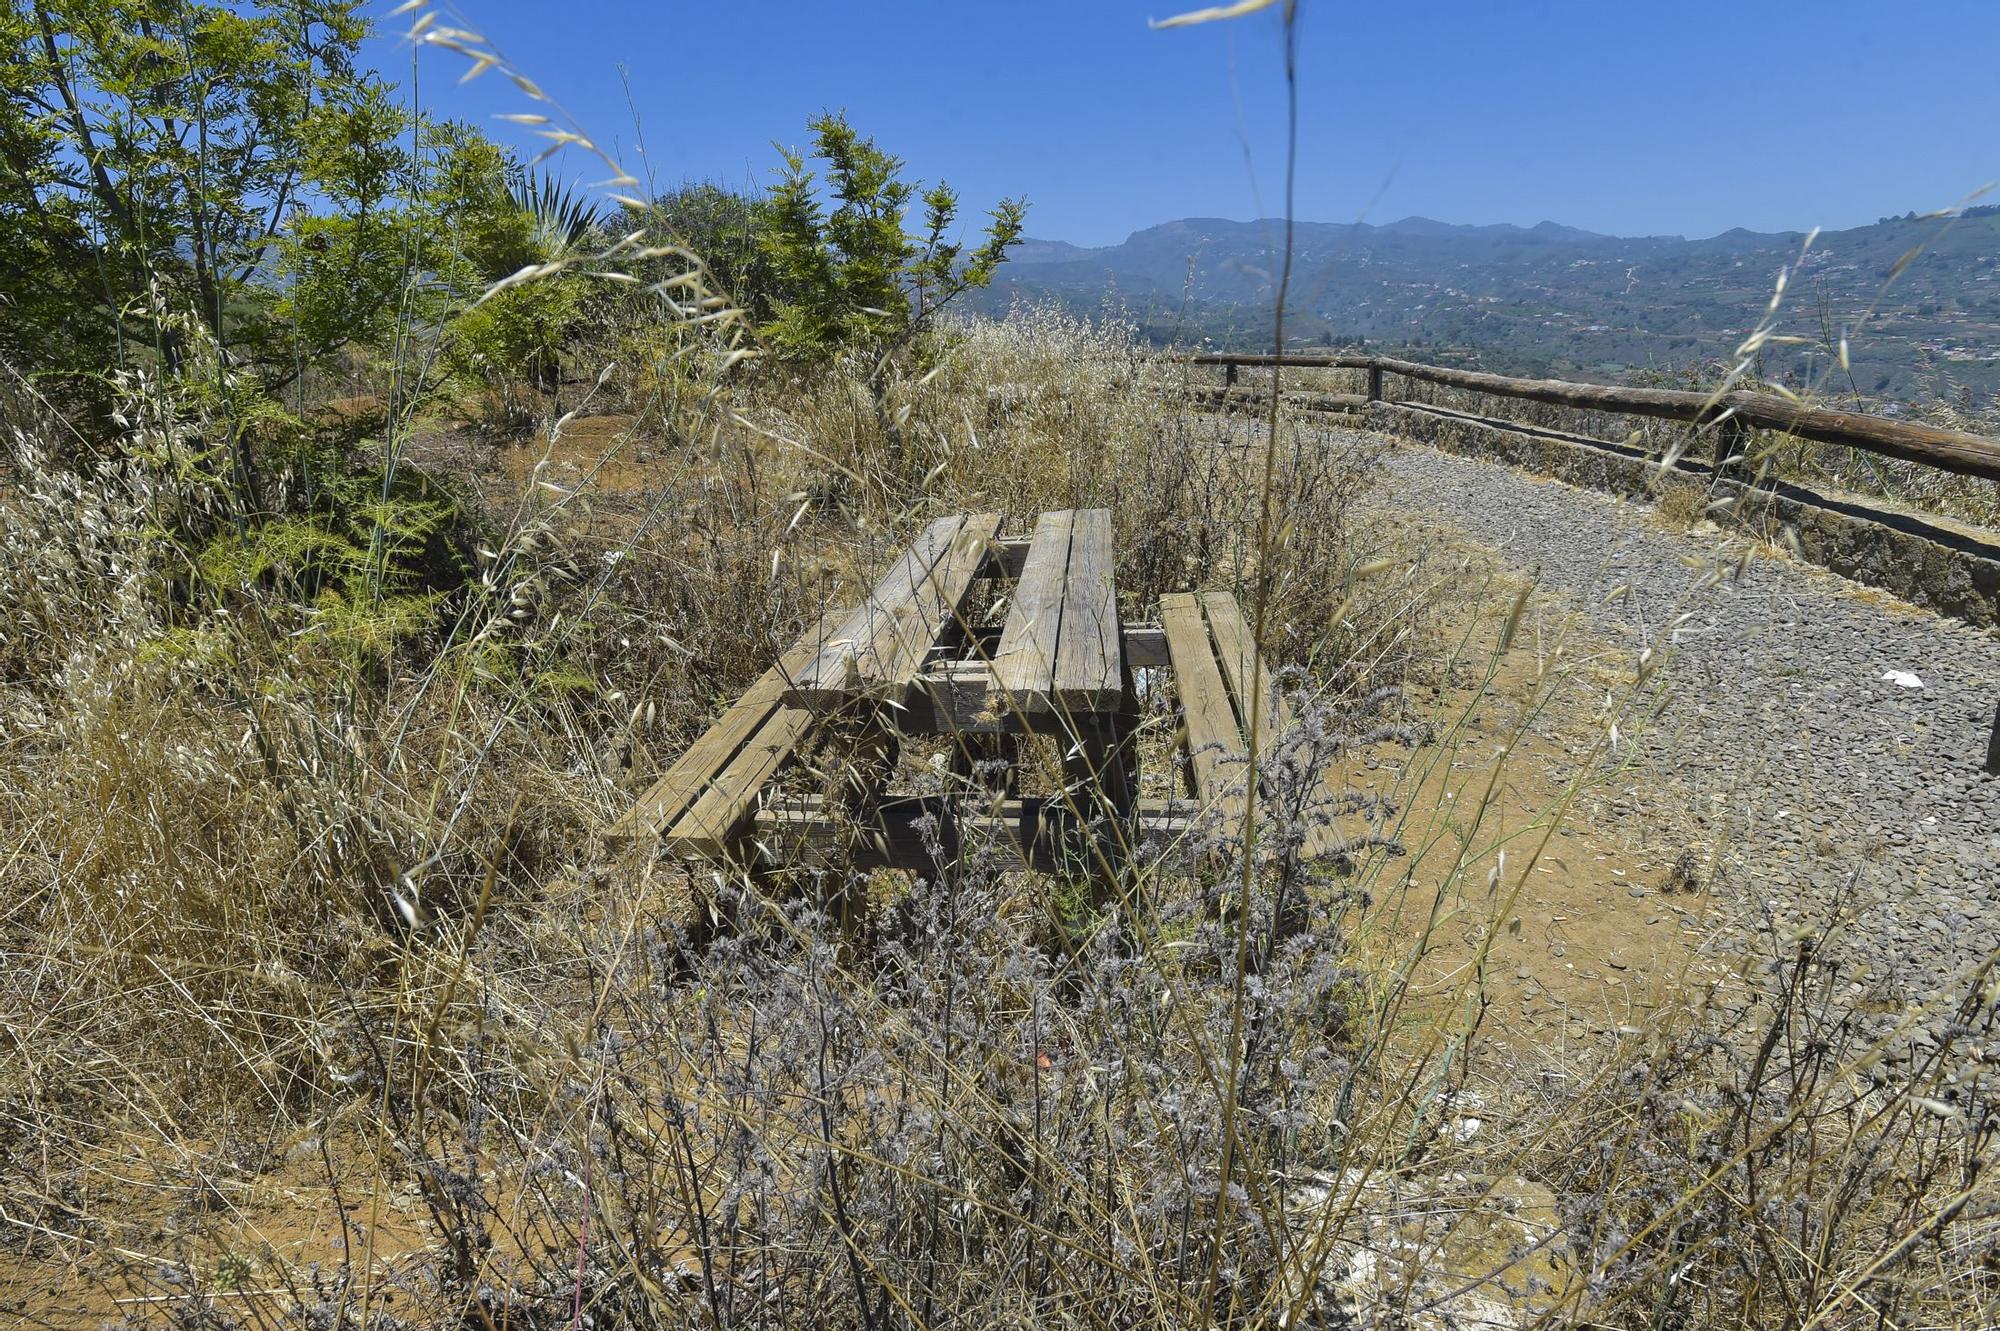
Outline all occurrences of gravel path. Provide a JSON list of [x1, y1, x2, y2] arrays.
[[1340, 426, 2000, 1047]]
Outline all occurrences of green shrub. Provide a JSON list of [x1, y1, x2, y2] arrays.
[[758, 112, 1025, 366], [435, 140, 614, 418]]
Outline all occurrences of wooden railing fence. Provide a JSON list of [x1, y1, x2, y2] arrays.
[[1185, 352, 2000, 483], [1186, 350, 2000, 773]]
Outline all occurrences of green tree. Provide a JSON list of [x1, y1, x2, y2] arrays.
[[1, 0, 397, 401], [0, 3, 564, 664], [432, 136, 608, 416], [648, 181, 772, 318], [758, 111, 1025, 365]]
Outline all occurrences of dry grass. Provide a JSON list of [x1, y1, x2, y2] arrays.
[[2, 6, 1995, 1326], [3, 305, 1995, 1330]]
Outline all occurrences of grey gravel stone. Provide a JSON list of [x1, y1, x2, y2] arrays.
[[1322, 424, 2000, 1022]]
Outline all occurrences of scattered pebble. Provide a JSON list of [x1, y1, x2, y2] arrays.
[[1333, 425, 2000, 1029]]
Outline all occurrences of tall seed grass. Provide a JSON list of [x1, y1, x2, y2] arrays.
[[4, 5, 1996, 1328], [6, 301, 1997, 1331]]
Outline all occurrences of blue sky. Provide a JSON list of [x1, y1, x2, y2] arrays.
[[372, 1, 2000, 247]]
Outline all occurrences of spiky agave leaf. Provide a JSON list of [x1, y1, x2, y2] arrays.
[[508, 169, 606, 257]]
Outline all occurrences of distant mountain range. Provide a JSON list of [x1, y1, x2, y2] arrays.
[[972, 207, 2000, 407]]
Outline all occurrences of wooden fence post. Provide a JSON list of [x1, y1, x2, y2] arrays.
[[1225, 361, 1238, 389], [1713, 413, 1748, 476], [1365, 359, 1383, 404]]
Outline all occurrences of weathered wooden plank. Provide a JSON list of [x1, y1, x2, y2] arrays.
[[1200, 590, 1351, 860], [1185, 353, 2000, 482], [907, 660, 1008, 734], [1199, 591, 1283, 750], [669, 705, 819, 857], [1055, 711, 1137, 890], [995, 535, 1034, 578], [1052, 507, 1121, 714], [868, 512, 1003, 705], [1161, 591, 1246, 818], [1716, 391, 2000, 482], [1122, 624, 1170, 669], [991, 510, 1073, 713], [756, 794, 962, 873], [746, 794, 1194, 874], [606, 606, 848, 844], [786, 516, 962, 707]]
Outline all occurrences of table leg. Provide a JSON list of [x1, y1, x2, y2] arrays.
[[825, 703, 900, 938], [1059, 709, 1139, 908]]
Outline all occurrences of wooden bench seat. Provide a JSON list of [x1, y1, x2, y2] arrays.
[[987, 507, 1122, 716], [606, 606, 847, 859], [609, 514, 1014, 864], [1161, 589, 1347, 858], [611, 510, 1141, 873]]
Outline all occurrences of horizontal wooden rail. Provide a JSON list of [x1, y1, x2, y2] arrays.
[[1183, 352, 2000, 483]]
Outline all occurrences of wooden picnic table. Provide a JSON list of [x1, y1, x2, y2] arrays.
[[610, 507, 1339, 882]]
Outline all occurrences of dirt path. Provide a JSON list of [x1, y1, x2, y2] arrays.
[[1337, 425, 2000, 1065], [1335, 544, 1718, 1067]]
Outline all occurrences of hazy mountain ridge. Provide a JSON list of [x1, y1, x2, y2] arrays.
[[976, 208, 2000, 405]]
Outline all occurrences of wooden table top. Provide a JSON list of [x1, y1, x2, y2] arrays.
[[779, 508, 1125, 724]]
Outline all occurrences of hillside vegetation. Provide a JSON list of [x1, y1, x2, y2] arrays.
[[978, 208, 2000, 409], [1, 4, 1995, 1329]]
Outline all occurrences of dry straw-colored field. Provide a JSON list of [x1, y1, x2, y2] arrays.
[[6, 299, 1995, 1328], [2, 3, 1995, 1328]]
